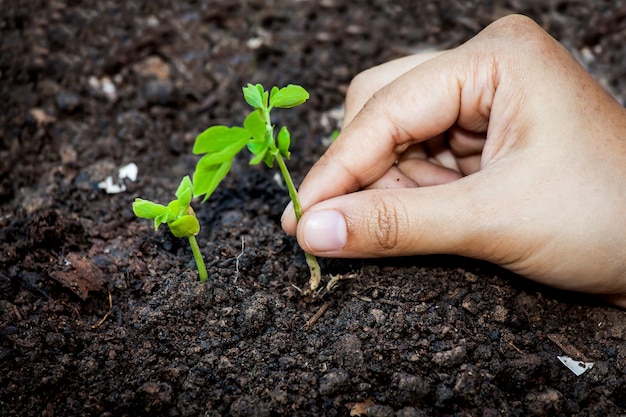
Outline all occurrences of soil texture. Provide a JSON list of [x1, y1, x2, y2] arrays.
[[2, 1, 626, 416]]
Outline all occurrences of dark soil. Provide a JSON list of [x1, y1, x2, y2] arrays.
[[2, 1, 626, 416]]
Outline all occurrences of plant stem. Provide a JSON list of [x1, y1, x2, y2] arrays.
[[188, 235, 208, 283], [275, 153, 321, 292]]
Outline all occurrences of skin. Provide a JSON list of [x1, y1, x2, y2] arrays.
[[281, 15, 626, 307]]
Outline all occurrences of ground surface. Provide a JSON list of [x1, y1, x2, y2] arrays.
[[2, 1, 626, 416]]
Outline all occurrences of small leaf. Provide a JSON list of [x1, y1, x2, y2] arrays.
[[270, 86, 279, 104], [194, 144, 244, 165], [243, 111, 266, 142], [258, 84, 268, 108], [269, 84, 309, 109], [277, 126, 291, 159], [167, 199, 186, 220], [175, 176, 193, 207], [193, 126, 250, 155], [247, 141, 269, 165], [242, 83, 265, 109], [132, 198, 168, 220], [193, 160, 233, 202], [154, 212, 170, 230], [168, 214, 200, 238], [262, 151, 274, 168]]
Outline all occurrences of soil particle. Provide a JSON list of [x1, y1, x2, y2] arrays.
[[391, 372, 430, 404], [432, 345, 467, 367], [2, 0, 626, 416], [365, 404, 395, 417]]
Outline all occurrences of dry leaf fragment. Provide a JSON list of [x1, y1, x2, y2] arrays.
[[350, 398, 374, 416], [50, 253, 107, 300]]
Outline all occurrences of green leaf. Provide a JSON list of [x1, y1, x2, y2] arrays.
[[242, 83, 265, 109], [247, 141, 269, 165], [262, 151, 274, 168], [154, 212, 169, 230], [194, 144, 244, 165], [269, 84, 309, 109], [270, 86, 279, 104], [243, 111, 266, 142], [175, 176, 193, 207], [167, 199, 186, 220], [168, 214, 200, 238], [193, 159, 233, 202], [193, 126, 251, 155], [133, 198, 168, 220], [277, 126, 291, 159], [258, 84, 268, 108]]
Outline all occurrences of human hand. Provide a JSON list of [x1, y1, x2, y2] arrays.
[[281, 15, 626, 306]]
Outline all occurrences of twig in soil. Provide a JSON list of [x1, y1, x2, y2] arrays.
[[92, 291, 113, 329], [303, 300, 333, 331], [10, 303, 22, 321], [233, 236, 245, 283], [547, 333, 590, 362], [508, 341, 525, 355]]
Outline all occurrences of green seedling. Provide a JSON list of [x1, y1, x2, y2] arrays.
[[132, 175, 208, 282], [192, 83, 321, 293]]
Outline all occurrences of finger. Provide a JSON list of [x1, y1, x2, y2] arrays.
[[447, 126, 486, 174], [295, 172, 497, 259], [283, 48, 493, 234], [343, 51, 446, 125], [396, 158, 463, 186]]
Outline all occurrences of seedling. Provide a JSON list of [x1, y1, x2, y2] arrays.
[[132, 176, 208, 282], [192, 83, 321, 293]]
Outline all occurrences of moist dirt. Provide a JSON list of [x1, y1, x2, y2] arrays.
[[2, 1, 626, 416]]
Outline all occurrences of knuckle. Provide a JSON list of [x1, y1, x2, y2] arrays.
[[366, 193, 404, 253], [345, 69, 378, 110]]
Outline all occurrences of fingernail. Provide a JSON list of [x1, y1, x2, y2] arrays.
[[303, 210, 347, 252], [281, 201, 294, 224]]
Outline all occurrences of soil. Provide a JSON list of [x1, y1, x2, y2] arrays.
[[2, 1, 626, 416]]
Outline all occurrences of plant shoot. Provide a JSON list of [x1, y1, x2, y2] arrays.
[[192, 83, 321, 293], [132, 176, 208, 282]]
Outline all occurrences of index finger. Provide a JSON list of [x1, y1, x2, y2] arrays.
[[282, 17, 528, 233], [287, 51, 489, 219], [342, 51, 446, 126]]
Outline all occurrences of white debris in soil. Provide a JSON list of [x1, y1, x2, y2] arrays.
[[118, 162, 138, 182], [557, 356, 594, 376], [88, 76, 118, 101], [98, 162, 138, 194]]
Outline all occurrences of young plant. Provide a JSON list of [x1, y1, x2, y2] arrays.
[[192, 83, 321, 293], [132, 175, 208, 282]]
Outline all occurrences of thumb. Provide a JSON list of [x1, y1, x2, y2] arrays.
[[295, 173, 497, 259]]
